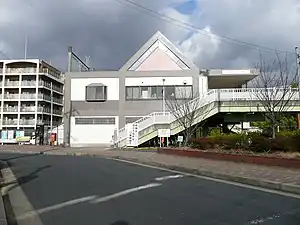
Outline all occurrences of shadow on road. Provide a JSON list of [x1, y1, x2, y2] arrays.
[[0, 165, 52, 191]]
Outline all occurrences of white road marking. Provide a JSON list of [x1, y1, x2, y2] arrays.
[[91, 183, 161, 204], [155, 174, 184, 181], [18, 182, 162, 219], [37, 196, 97, 214], [109, 157, 300, 199]]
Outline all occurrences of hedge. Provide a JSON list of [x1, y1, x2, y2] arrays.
[[190, 131, 300, 152]]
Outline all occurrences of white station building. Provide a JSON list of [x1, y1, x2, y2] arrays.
[[63, 31, 259, 147]]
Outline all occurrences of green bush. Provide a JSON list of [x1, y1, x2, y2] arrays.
[[190, 131, 300, 152]]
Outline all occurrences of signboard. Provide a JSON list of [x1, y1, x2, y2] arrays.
[[177, 136, 183, 142], [16, 136, 31, 142], [158, 129, 170, 137]]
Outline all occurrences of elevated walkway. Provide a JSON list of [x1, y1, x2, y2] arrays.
[[114, 88, 300, 147]]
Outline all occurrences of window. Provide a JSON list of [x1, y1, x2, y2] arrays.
[[132, 87, 140, 100], [125, 85, 193, 100], [125, 117, 142, 124], [175, 86, 192, 99], [75, 117, 115, 125], [86, 83, 107, 102]]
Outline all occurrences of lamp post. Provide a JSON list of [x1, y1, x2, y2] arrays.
[[162, 78, 165, 114]]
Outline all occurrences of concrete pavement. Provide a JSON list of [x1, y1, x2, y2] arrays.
[[0, 152, 300, 225]]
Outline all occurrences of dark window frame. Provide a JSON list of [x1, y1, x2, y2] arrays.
[[125, 85, 193, 101], [85, 84, 107, 102]]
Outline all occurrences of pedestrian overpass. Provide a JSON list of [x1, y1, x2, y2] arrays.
[[113, 88, 300, 148]]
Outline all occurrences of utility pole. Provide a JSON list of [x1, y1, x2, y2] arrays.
[[295, 47, 300, 129], [296, 47, 300, 95], [24, 34, 28, 59], [50, 82, 53, 133]]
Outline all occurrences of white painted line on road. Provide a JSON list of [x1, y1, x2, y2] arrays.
[[19, 182, 162, 218], [109, 157, 300, 199], [91, 183, 161, 204], [155, 174, 184, 181], [37, 196, 97, 214]]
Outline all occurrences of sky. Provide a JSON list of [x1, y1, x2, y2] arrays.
[[0, 0, 299, 71]]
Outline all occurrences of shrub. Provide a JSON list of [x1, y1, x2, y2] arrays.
[[190, 137, 216, 150], [249, 135, 271, 152], [190, 130, 300, 152]]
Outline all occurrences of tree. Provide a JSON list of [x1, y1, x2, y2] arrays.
[[252, 53, 298, 139], [165, 88, 214, 146], [252, 115, 297, 134]]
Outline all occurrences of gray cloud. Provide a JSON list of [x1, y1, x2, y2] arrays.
[[1, 0, 299, 71]]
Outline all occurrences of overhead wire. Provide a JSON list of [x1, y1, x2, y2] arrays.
[[114, 0, 296, 55]]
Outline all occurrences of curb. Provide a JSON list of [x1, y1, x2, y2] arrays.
[[0, 162, 8, 225], [109, 156, 300, 196]]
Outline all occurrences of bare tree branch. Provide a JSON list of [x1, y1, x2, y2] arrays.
[[165, 88, 214, 146], [252, 52, 298, 138]]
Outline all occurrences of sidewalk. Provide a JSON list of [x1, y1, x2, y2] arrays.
[[2, 146, 300, 195]]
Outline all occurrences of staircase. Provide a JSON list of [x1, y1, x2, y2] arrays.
[[113, 88, 299, 148]]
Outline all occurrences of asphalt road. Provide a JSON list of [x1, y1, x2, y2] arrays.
[[0, 152, 300, 225]]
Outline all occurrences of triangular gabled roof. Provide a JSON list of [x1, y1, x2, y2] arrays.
[[120, 31, 198, 71]]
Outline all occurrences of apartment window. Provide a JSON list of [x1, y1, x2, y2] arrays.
[[86, 83, 107, 102], [75, 117, 115, 125], [125, 85, 192, 100]]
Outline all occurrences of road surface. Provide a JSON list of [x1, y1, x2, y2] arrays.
[[0, 152, 300, 225]]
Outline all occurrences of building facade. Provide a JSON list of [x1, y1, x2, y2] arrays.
[[0, 59, 64, 143], [64, 31, 258, 147]]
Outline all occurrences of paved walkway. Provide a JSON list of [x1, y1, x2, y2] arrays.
[[2, 146, 300, 194]]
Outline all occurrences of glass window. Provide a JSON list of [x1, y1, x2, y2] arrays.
[[141, 86, 150, 99], [86, 84, 107, 102], [165, 86, 175, 99], [175, 86, 193, 99], [150, 86, 157, 99], [126, 87, 133, 100], [157, 86, 163, 99], [132, 87, 140, 99]]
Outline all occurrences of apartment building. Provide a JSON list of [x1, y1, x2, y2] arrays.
[[0, 59, 64, 142]]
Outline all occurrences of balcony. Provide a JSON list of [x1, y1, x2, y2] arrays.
[[6, 67, 37, 74], [39, 68, 61, 80], [38, 80, 50, 89], [20, 106, 36, 112], [19, 119, 35, 125], [5, 81, 20, 87], [52, 85, 63, 93], [53, 97, 63, 104], [20, 93, 36, 99], [22, 80, 36, 87], [4, 94, 19, 100], [3, 119, 18, 125], [3, 107, 18, 113]]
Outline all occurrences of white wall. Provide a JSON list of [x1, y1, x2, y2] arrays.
[[71, 78, 119, 101], [199, 76, 208, 95], [125, 77, 193, 86], [70, 116, 118, 146]]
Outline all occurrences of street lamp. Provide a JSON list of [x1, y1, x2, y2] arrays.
[[162, 78, 165, 114]]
